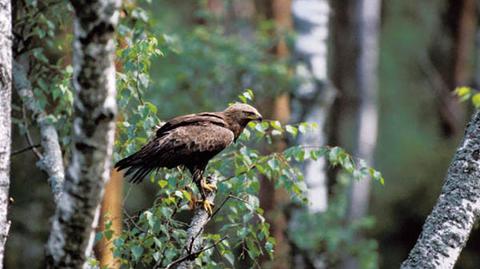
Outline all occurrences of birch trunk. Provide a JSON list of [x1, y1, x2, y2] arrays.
[[45, 0, 120, 268], [343, 0, 381, 268], [289, 1, 333, 268], [401, 111, 480, 268], [291, 0, 333, 213], [0, 0, 12, 266], [347, 0, 381, 222]]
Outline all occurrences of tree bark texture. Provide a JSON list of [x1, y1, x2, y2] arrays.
[[0, 0, 12, 266], [45, 0, 120, 268], [401, 111, 480, 268], [13, 59, 65, 203]]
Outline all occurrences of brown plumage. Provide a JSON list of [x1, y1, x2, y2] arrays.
[[115, 103, 263, 185]]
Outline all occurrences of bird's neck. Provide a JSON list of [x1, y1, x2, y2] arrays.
[[230, 121, 246, 140], [222, 114, 248, 140]]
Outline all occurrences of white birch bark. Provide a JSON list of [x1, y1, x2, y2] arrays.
[[45, 0, 120, 268], [401, 111, 480, 268], [0, 0, 12, 266], [289, 1, 333, 268], [291, 0, 333, 213], [343, 1, 380, 268], [347, 0, 381, 222]]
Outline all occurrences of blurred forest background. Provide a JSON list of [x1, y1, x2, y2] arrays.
[[8, 0, 480, 268]]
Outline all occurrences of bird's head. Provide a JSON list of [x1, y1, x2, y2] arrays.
[[223, 103, 263, 125]]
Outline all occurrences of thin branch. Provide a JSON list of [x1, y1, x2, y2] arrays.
[[135, 55, 144, 106], [11, 144, 41, 156], [160, 236, 228, 269], [208, 193, 233, 220], [21, 105, 43, 159]]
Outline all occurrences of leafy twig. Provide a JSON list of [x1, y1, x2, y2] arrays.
[[159, 236, 228, 269]]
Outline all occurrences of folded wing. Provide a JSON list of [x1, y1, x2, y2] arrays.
[[115, 113, 234, 183]]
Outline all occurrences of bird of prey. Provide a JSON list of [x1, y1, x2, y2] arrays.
[[115, 103, 263, 214]]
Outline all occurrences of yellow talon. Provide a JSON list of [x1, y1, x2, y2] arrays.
[[197, 199, 214, 215], [200, 178, 217, 193]]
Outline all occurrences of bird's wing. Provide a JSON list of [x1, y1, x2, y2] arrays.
[[156, 112, 227, 137], [116, 114, 233, 183]]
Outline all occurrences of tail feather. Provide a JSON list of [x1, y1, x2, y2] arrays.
[[115, 150, 155, 184]]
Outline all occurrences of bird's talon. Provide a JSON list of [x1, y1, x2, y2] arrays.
[[200, 178, 217, 193], [197, 199, 214, 215]]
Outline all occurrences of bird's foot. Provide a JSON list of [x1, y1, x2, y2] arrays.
[[196, 199, 214, 215], [200, 177, 217, 193]]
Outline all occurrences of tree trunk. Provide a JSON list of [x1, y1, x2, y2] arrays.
[[45, 0, 120, 268], [344, 0, 381, 268], [0, 0, 12, 266], [291, 0, 333, 213], [266, 1, 293, 268], [401, 111, 480, 268], [95, 169, 123, 269], [289, 1, 333, 268], [328, 0, 356, 194]]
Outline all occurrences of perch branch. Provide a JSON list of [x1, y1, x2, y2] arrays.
[[174, 176, 218, 269]]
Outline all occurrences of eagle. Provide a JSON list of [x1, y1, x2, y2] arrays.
[[115, 103, 263, 213]]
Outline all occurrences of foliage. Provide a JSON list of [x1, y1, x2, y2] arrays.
[[289, 176, 379, 269], [147, 2, 295, 116], [13, 0, 74, 148], [11, 1, 384, 268], [454, 86, 480, 109], [106, 2, 384, 268], [107, 99, 384, 268]]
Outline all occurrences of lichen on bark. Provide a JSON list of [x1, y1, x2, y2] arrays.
[[402, 111, 480, 269]]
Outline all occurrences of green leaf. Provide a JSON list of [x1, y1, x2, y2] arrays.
[[472, 93, 480, 108], [158, 180, 168, 188], [224, 251, 235, 266], [455, 86, 472, 101], [285, 125, 298, 137], [131, 245, 144, 261], [145, 101, 158, 113]]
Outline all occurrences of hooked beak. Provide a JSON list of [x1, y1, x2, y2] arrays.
[[247, 113, 263, 121]]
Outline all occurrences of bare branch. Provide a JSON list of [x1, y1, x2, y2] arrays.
[[11, 144, 41, 156], [161, 236, 228, 269], [13, 59, 64, 203]]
